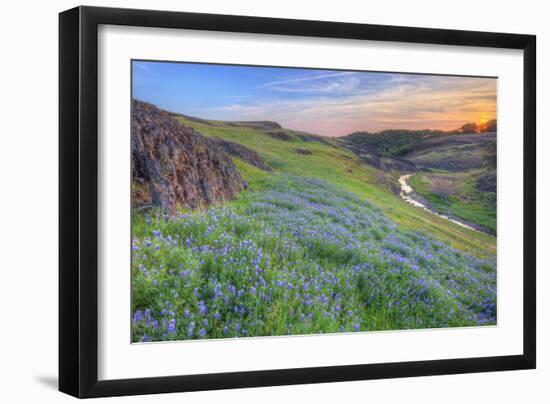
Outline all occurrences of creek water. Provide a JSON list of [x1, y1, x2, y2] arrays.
[[398, 174, 480, 233]]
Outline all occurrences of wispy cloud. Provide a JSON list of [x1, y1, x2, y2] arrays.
[[206, 75, 496, 136], [258, 71, 363, 94], [133, 61, 496, 137], [258, 71, 355, 88]]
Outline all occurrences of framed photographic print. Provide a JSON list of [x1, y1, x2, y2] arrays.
[[59, 6, 536, 398]]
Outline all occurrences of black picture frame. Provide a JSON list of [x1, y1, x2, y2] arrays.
[[59, 5, 536, 398]]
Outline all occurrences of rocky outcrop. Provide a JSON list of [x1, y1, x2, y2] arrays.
[[295, 148, 312, 155], [265, 130, 294, 141], [211, 137, 271, 171], [132, 100, 246, 213]]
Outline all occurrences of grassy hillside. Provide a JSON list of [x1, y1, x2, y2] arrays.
[[132, 176, 495, 341], [406, 133, 496, 171], [131, 114, 497, 342], [343, 129, 497, 233], [174, 116, 495, 256], [404, 133, 496, 233], [343, 129, 448, 157], [409, 171, 496, 233]]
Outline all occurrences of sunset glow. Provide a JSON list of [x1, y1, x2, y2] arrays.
[[133, 61, 497, 137]]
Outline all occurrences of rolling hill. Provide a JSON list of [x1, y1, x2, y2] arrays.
[[168, 111, 496, 253], [131, 101, 497, 342], [342, 129, 497, 233]]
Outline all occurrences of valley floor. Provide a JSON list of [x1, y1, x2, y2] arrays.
[[408, 171, 496, 234], [398, 173, 492, 234]]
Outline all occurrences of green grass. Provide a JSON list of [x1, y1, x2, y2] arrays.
[[176, 116, 496, 257], [131, 116, 497, 342], [409, 171, 496, 233], [132, 176, 496, 342]]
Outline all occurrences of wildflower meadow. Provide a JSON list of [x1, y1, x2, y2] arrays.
[[132, 176, 496, 342]]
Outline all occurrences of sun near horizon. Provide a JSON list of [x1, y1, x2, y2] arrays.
[[133, 61, 497, 137]]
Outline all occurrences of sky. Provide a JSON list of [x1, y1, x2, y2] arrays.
[[132, 60, 497, 137]]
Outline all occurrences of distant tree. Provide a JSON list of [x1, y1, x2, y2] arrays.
[[479, 119, 497, 133], [430, 177, 456, 201], [460, 122, 479, 134]]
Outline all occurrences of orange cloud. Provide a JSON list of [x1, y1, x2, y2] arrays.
[[210, 74, 497, 136]]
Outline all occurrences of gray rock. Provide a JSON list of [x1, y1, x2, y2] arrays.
[[132, 100, 246, 213]]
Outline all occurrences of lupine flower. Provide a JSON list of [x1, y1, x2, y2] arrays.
[[132, 310, 143, 323], [131, 176, 496, 343], [199, 301, 207, 315]]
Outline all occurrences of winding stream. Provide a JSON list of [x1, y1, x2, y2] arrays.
[[398, 174, 480, 232]]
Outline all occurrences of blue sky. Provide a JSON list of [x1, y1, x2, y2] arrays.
[[133, 60, 496, 137]]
